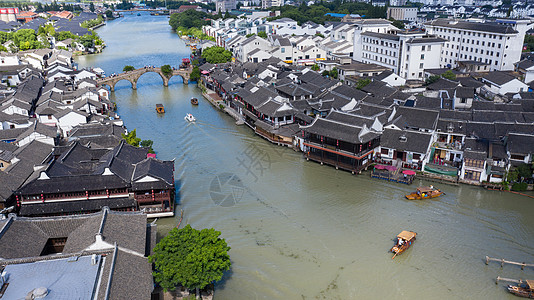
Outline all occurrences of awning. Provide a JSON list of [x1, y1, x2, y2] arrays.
[[374, 164, 386, 170], [201, 70, 210, 74], [424, 165, 457, 176], [402, 170, 416, 175], [385, 165, 397, 171]]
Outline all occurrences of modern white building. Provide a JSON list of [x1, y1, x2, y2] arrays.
[[262, 0, 284, 9], [424, 19, 532, 71], [353, 21, 446, 80], [387, 7, 418, 22], [215, 0, 236, 13]]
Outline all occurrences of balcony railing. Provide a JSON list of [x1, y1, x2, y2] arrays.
[[434, 141, 463, 151], [136, 192, 170, 202]]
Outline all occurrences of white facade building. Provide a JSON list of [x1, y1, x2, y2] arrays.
[[424, 19, 532, 71], [387, 7, 418, 22], [215, 0, 236, 13], [262, 0, 284, 9], [353, 20, 446, 80]]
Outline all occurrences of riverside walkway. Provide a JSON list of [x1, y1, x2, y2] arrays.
[[97, 67, 192, 91]]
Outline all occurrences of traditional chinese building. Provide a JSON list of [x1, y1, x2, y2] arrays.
[[300, 114, 380, 173], [14, 140, 175, 218]]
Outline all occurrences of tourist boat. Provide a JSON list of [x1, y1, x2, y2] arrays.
[[405, 186, 443, 200], [156, 104, 165, 114], [390, 231, 417, 259], [191, 97, 198, 105], [137, 13, 141, 16], [507, 280, 534, 298], [184, 113, 196, 122]]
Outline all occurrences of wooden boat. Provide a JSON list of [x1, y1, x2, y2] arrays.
[[191, 97, 198, 105], [405, 186, 443, 200], [155, 104, 165, 114], [390, 231, 417, 259], [508, 280, 534, 298]]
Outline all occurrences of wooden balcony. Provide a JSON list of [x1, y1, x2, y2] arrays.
[[135, 191, 171, 203]]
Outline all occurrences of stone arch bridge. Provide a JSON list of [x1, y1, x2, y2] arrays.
[[96, 67, 192, 91]]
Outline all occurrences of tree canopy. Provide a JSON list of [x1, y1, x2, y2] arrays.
[[123, 65, 135, 72], [201, 46, 232, 64], [161, 64, 173, 77], [149, 225, 231, 292], [389, 18, 405, 30], [441, 70, 456, 81], [189, 66, 200, 82], [122, 129, 141, 147], [269, 2, 387, 25], [356, 78, 371, 89], [169, 10, 211, 31]]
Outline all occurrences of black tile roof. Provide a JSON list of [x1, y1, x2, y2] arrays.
[[380, 128, 433, 154], [507, 132, 534, 154], [426, 19, 519, 34], [301, 116, 378, 144]]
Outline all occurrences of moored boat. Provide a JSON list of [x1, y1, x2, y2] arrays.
[[405, 186, 443, 200], [508, 280, 534, 298], [390, 231, 417, 259], [156, 104, 165, 113], [184, 113, 196, 122], [191, 97, 198, 105]]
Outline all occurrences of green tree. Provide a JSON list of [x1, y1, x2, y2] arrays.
[[389, 18, 405, 30], [311, 64, 320, 71], [90, 2, 95, 12], [169, 10, 210, 31], [201, 46, 232, 64], [315, 32, 325, 38], [441, 70, 456, 81], [105, 10, 114, 19], [321, 70, 329, 77], [190, 65, 200, 82], [122, 129, 141, 147], [425, 75, 440, 85], [257, 31, 267, 39], [123, 65, 135, 72], [149, 225, 231, 298], [329, 67, 338, 79], [517, 164, 533, 180], [161, 64, 173, 77], [356, 78, 371, 89], [56, 31, 77, 41], [140, 140, 154, 153], [246, 33, 256, 38]]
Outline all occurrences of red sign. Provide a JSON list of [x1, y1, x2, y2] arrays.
[[0, 8, 18, 14]]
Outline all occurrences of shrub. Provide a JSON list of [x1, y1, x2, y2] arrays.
[[511, 182, 528, 192]]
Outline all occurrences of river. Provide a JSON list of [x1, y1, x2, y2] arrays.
[[76, 13, 534, 299]]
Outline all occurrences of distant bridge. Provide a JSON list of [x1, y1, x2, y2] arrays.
[[97, 67, 191, 91]]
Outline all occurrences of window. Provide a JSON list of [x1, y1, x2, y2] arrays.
[[422, 46, 426, 51], [464, 170, 481, 181], [48, 115, 52, 120], [421, 54, 425, 59], [281, 48, 285, 53], [381, 148, 389, 155], [465, 158, 484, 168]]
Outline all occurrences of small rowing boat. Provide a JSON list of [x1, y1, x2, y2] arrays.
[[155, 104, 165, 113], [191, 97, 198, 105], [390, 231, 416, 259], [405, 186, 443, 200]]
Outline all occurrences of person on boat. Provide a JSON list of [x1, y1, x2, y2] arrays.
[[398, 238, 404, 246], [430, 185, 434, 189]]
